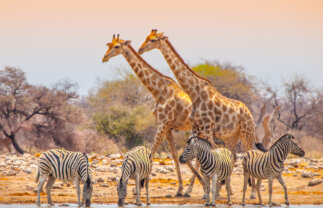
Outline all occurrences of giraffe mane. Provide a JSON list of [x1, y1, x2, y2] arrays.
[[164, 39, 214, 86], [127, 44, 178, 84]]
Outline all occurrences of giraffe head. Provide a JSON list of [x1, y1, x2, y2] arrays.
[[138, 29, 167, 55], [102, 34, 131, 63]]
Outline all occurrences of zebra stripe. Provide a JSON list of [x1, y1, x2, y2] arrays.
[[118, 146, 152, 206], [179, 137, 234, 206], [242, 133, 305, 206], [35, 149, 93, 206]]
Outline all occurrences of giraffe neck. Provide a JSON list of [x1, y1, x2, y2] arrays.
[[122, 45, 172, 99], [159, 40, 211, 102]]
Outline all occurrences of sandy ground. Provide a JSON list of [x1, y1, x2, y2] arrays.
[[0, 153, 322, 206]]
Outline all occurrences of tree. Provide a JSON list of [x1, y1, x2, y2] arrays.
[[192, 61, 259, 107], [0, 67, 81, 154], [264, 75, 323, 132]]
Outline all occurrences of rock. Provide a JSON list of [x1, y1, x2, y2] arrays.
[[288, 159, 301, 168], [91, 159, 99, 165], [22, 169, 32, 174], [52, 185, 62, 189], [109, 153, 121, 159], [102, 159, 108, 165], [96, 167, 108, 172], [308, 179, 322, 186], [26, 185, 37, 192], [151, 172, 156, 176], [100, 183, 109, 187], [164, 166, 174, 172], [108, 167, 118, 173], [301, 171, 313, 178], [165, 194, 172, 198], [2, 170, 18, 176], [97, 177, 104, 183], [110, 163, 117, 167], [170, 182, 176, 185], [155, 168, 167, 174]]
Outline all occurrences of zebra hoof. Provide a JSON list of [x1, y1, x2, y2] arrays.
[[136, 203, 142, 206], [211, 203, 216, 207], [228, 202, 232, 206], [183, 193, 191, 197], [285, 201, 290, 206], [147, 202, 151, 205], [175, 193, 183, 197], [205, 203, 210, 206]]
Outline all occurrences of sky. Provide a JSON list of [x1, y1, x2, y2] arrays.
[[1, 0, 322, 95]]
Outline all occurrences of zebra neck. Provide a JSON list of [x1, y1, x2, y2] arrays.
[[269, 143, 289, 165], [196, 146, 213, 167]]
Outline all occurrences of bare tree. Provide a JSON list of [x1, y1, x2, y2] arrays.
[[264, 75, 323, 131], [0, 67, 80, 154]]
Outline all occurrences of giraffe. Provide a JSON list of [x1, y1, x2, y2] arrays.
[[138, 29, 267, 197], [102, 34, 205, 196]]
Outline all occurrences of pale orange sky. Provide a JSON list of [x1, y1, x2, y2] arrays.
[[1, 0, 322, 94]]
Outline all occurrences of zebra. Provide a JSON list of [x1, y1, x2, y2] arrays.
[[242, 133, 305, 207], [179, 136, 234, 206], [35, 149, 93, 206], [118, 146, 152, 206]]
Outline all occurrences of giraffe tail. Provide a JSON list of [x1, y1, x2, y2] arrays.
[[255, 142, 268, 152]]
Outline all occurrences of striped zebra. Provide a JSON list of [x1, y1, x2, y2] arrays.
[[35, 149, 93, 206], [242, 133, 305, 206], [118, 146, 152, 206], [179, 136, 234, 206]]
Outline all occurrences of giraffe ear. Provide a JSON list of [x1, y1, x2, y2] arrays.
[[161, 35, 168, 40], [106, 42, 111, 46], [124, 40, 131, 45]]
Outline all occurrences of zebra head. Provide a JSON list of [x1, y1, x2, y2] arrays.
[[82, 177, 93, 207], [288, 134, 305, 157], [117, 178, 128, 206], [81, 153, 93, 207], [179, 136, 209, 164]]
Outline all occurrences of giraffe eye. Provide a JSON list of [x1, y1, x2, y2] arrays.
[[114, 45, 120, 48], [151, 39, 156, 42]]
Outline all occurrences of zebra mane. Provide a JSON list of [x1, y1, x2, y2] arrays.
[[269, 133, 294, 151], [187, 136, 211, 148], [83, 152, 91, 185]]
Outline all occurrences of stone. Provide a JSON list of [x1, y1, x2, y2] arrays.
[[102, 159, 108, 165], [52, 185, 62, 189], [165, 194, 172, 198], [308, 179, 322, 186], [100, 183, 109, 187], [151, 172, 156, 176], [110, 164, 117, 167], [97, 177, 104, 183], [22, 169, 32, 174], [301, 171, 313, 178], [2, 170, 18, 176], [164, 166, 174, 172], [155, 168, 167, 174], [109, 153, 121, 159]]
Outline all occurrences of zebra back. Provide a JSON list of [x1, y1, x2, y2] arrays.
[[243, 133, 305, 178], [38, 149, 92, 182]]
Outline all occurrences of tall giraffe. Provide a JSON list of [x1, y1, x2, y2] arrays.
[[139, 30, 267, 197], [102, 34, 204, 196]]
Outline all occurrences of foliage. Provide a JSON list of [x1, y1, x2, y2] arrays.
[[0, 67, 82, 153], [192, 61, 258, 107], [87, 71, 156, 149]]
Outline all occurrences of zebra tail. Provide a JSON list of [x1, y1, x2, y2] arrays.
[[140, 179, 145, 188], [35, 167, 40, 183], [255, 142, 268, 152], [248, 177, 251, 187]]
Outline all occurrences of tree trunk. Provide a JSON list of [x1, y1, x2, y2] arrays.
[[9, 133, 24, 154]]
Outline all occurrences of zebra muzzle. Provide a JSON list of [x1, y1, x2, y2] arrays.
[[179, 155, 186, 164]]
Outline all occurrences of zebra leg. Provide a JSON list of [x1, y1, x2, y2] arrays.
[[241, 172, 249, 206], [226, 177, 232, 205], [185, 160, 206, 198], [135, 174, 142, 206], [277, 175, 289, 205], [268, 177, 274, 207], [45, 174, 56, 205], [211, 174, 217, 206], [166, 129, 183, 197], [250, 176, 256, 199], [256, 178, 263, 205], [145, 176, 150, 205], [36, 174, 47, 206], [203, 175, 211, 206], [75, 177, 82, 206]]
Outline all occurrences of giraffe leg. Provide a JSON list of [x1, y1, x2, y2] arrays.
[[150, 122, 168, 159], [184, 161, 206, 198], [224, 135, 238, 196], [240, 134, 257, 199], [165, 129, 183, 197]]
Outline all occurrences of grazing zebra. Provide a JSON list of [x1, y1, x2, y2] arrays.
[[179, 137, 234, 206], [242, 133, 305, 206], [118, 146, 152, 206], [35, 149, 93, 206]]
